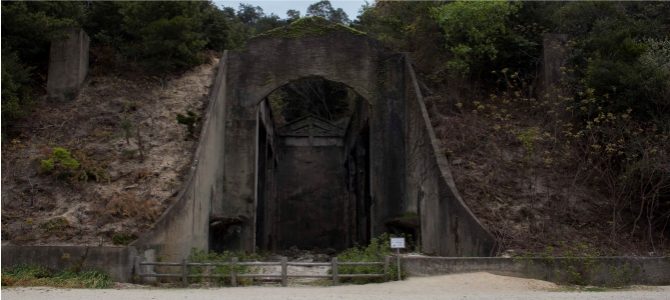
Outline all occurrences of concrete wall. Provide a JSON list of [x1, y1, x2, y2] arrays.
[[1, 245, 135, 282], [404, 57, 496, 256], [275, 140, 349, 250], [132, 52, 228, 261], [47, 28, 89, 102], [134, 24, 494, 259], [220, 32, 407, 252], [402, 256, 670, 285]]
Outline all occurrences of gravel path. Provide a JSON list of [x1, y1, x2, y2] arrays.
[[3, 272, 669, 300]]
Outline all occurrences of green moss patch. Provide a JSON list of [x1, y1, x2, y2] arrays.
[[255, 16, 366, 39]]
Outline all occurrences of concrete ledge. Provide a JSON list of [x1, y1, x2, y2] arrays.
[[1, 245, 135, 282], [402, 255, 670, 285]]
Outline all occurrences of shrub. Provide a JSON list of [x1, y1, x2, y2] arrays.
[[40, 147, 110, 183], [111, 232, 137, 245], [336, 233, 406, 283], [176, 110, 199, 137], [188, 249, 261, 286], [431, 1, 538, 78], [39, 217, 70, 233], [40, 147, 80, 177], [1, 265, 112, 288], [1, 47, 34, 129]]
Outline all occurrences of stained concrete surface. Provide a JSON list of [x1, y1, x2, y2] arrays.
[[47, 28, 89, 102], [275, 145, 349, 250]]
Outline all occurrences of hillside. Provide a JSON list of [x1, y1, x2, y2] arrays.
[[1, 58, 218, 245], [1, 1, 668, 256], [425, 85, 669, 256]]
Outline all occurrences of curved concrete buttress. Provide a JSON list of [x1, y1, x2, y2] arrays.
[[132, 51, 229, 261]]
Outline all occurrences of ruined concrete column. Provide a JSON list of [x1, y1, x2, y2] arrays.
[[540, 33, 569, 99], [47, 28, 90, 102]]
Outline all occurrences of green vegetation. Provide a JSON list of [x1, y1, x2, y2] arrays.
[[256, 16, 364, 39], [358, 1, 669, 253], [111, 232, 138, 246], [40, 147, 80, 177], [40, 147, 109, 183], [39, 217, 70, 233], [1, 265, 112, 288], [513, 242, 641, 287], [176, 110, 200, 137], [188, 249, 261, 286], [2, 0, 668, 255], [337, 233, 405, 284], [431, 1, 531, 77]]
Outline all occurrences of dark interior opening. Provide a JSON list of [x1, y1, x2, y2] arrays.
[[254, 76, 372, 252]]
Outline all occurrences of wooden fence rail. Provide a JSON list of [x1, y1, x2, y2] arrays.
[[136, 256, 392, 287]]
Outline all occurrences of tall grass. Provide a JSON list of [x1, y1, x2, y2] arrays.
[[1, 265, 112, 288]]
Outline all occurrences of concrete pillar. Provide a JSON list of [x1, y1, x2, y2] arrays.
[[540, 33, 569, 98], [47, 28, 89, 102]]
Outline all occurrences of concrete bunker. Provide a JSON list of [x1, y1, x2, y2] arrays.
[[134, 18, 496, 260]]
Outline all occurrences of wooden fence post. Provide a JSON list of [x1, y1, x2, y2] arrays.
[[384, 256, 391, 280], [281, 257, 288, 287], [181, 259, 188, 287], [203, 265, 211, 285], [231, 257, 238, 287], [331, 257, 339, 285]]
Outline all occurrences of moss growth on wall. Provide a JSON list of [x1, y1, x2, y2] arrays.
[[255, 17, 366, 39]]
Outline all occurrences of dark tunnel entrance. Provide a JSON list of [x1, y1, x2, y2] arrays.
[[253, 76, 372, 252]]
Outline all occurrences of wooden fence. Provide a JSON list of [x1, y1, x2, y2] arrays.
[[136, 256, 392, 287]]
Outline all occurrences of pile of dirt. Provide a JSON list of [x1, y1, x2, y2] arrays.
[[1, 57, 219, 246]]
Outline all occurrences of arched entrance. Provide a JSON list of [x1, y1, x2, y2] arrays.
[[134, 18, 496, 261], [214, 20, 408, 252], [250, 77, 372, 251]]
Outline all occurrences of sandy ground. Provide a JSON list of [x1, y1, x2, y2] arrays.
[[3, 272, 669, 300]]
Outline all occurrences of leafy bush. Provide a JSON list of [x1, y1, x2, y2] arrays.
[[40, 147, 110, 183], [2, 265, 112, 288], [431, 1, 539, 79], [188, 249, 261, 286], [336, 233, 405, 284], [176, 110, 200, 137], [112, 232, 138, 245], [1, 48, 34, 129], [39, 217, 70, 233], [40, 147, 80, 175]]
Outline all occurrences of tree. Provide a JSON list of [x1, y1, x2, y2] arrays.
[[1, 47, 34, 128], [432, 1, 526, 77], [236, 4, 265, 24], [307, 0, 350, 24], [119, 2, 208, 73], [286, 9, 301, 22]]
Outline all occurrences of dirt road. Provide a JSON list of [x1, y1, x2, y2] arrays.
[[3, 272, 669, 300]]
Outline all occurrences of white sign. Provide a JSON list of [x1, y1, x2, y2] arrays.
[[390, 237, 406, 249]]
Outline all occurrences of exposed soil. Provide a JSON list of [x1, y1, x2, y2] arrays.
[[1, 57, 219, 246], [425, 88, 669, 255]]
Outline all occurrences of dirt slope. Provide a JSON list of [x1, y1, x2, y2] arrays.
[[425, 90, 669, 255], [1, 58, 218, 245]]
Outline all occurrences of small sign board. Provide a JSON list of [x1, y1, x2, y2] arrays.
[[390, 237, 406, 249]]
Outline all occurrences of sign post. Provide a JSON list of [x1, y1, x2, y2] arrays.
[[390, 237, 405, 281]]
